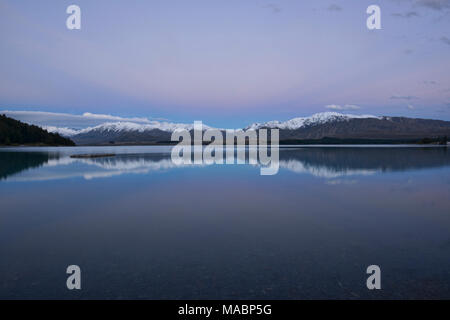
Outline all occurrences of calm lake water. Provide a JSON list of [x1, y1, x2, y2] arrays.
[[1, 146, 450, 299]]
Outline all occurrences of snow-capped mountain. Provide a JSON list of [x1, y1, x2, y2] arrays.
[[43, 126, 79, 137], [45, 112, 380, 137], [245, 112, 381, 130], [18, 111, 450, 145], [80, 121, 214, 134], [45, 121, 215, 137]]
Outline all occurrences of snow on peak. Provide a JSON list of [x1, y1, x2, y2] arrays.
[[43, 126, 79, 137], [245, 112, 381, 130], [79, 121, 214, 133], [41, 112, 381, 137], [41, 121, 215, 137]]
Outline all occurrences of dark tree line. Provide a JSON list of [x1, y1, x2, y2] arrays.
[[0, 114, 75, 146]]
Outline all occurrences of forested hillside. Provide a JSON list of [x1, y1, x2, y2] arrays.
[[0, 114, 75, 146]]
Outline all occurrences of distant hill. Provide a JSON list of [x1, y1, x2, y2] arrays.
[[247, 112, 450, 143], [0, 114, 75, 146], [71, 124, 173, 145], [66, 113, 450, 145], [4, 111, 450, 145]]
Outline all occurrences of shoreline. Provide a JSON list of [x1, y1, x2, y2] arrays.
[[0, 144, 448, 149]]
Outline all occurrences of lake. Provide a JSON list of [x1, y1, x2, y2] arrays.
[[1, 146, 450, 299]]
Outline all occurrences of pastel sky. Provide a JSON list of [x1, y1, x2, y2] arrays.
[[1, 0, 450, 128]]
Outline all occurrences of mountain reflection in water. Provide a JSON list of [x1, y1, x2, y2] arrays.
[[0, 146, 449, 181], [1, 145, 450, 299]]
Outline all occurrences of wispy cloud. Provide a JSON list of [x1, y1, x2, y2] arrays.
[[390, 95, 418, 100], [404, 49, 414, 54], [440, 36, 450, 45], [264, 3, 281, 13], [325, 104, 361, 111], [80, 112, 150, 123], [407, 104, 415, 110], [0, 110, 152, 129], [392, 11, 420, 17], [416, 0, 450, 11], [327, 4, 343, 11]]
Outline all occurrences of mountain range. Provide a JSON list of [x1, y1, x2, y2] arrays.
[[4, 112, 450, 145], [40, 112, 449, 145]]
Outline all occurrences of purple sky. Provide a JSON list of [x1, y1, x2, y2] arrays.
[[1, 0, 450, 128]]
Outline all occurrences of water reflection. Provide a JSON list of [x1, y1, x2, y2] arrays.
[[1, 146, 450, 299], [279, 147, 450, 178], [0, 146, 449, 181], [0, 152, 55, 180]]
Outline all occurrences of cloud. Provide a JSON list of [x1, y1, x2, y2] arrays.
[[0, 110, 152, 129], [404, 49, 414, 54], [264, 3, 281, 13], [407, 104, 415, 110], [423, 80, 438, 85], [392, 1, 450, 16], [327, 4, 343, 11], [150, 117, 171, 122], [392, 11, 420, 17], [80, 112, 150, 123], [390, 95, 418, 100], [415, 0, 450, 10], [325, 104, 361, 111], [440, 36, 450, 45]]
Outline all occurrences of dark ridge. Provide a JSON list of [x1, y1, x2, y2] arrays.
[[70, 153, 116, 159], [0, 114, 75, 146]]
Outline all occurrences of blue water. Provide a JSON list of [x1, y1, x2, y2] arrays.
[[1, 146, 450, 299]]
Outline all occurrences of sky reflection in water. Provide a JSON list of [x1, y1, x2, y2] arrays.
[[0, 146, 450, 299]]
